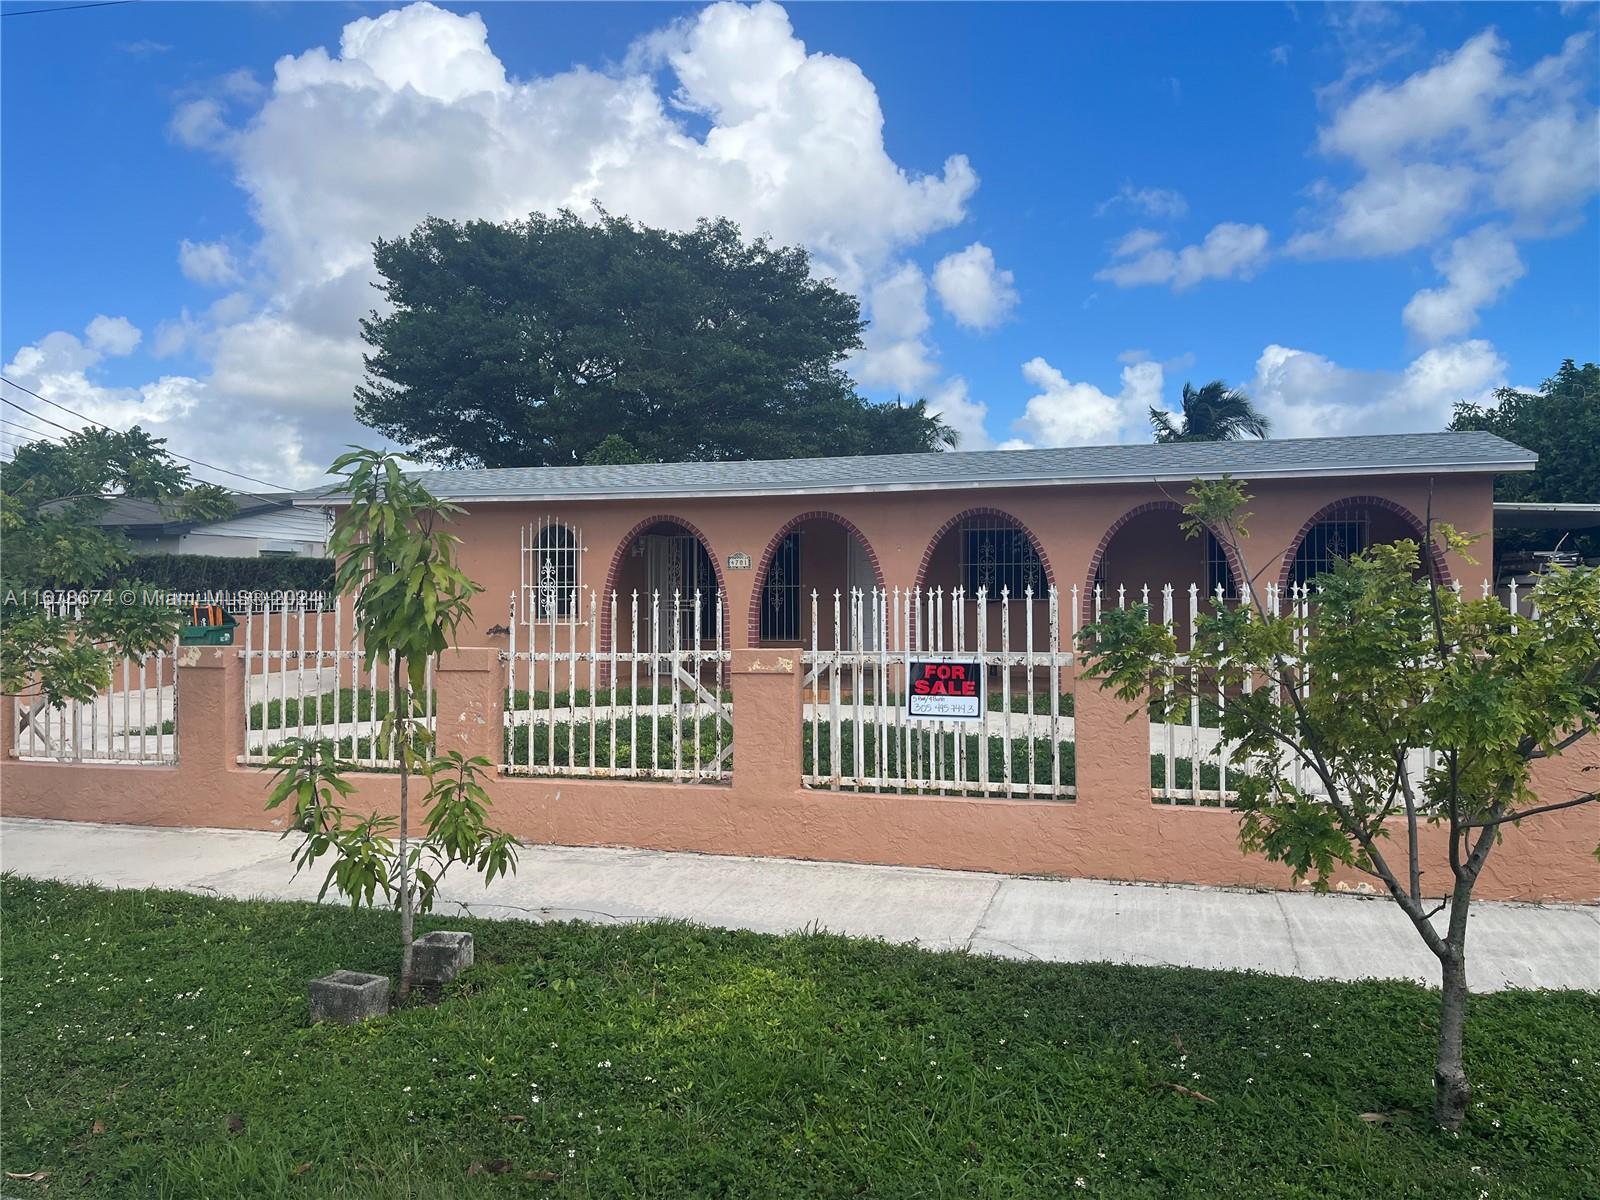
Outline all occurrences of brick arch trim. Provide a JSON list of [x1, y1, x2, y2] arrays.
[[598, 514, 730, 657], [1082, 500, 1248, 622], [1276, 495, 1451, 592], [913, 507, 1057, 597], [745, 511, 885, 645]]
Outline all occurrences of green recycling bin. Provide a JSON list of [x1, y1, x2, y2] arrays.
[[179, 602, 237, 646]]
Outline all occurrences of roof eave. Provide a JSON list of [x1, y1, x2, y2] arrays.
[[292, 457, 1535, 508]]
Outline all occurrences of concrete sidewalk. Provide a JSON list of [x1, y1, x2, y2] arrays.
[[2, 816, 1595, 992]]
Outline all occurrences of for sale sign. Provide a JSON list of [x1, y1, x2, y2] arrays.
[[907, 659, 984, 722]]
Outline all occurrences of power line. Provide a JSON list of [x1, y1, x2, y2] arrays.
[[0, 395, 300, 516], [3, 1, 136, 17], [0, 395, 81, 439], [0, 416, 68, 444], [0, 376, 294, 496]]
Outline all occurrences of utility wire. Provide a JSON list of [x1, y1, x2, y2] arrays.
[[0, 395, 81, 439], [3, 1, 136, 17], [1, 416, 69, 442], [0, 376, 295, 497], [1, 416, 68, 464]]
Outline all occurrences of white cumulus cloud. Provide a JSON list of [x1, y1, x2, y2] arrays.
[[852, 262, 937, 393], [177, 240, 241, 287], [1290, 29, 1598, 258], [1248, 338, 1506, 438], [1402, 225, 1524, 344], [931, 242, 1018, 330], [10, 0, 998, 481], [1096, 223, 1270, 291], [925, 376, 993, 450], [84, 315, 141, 357], [1013, 357, 1165, 446]]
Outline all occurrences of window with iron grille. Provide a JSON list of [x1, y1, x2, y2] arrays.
[[760, 531, 802, 642], [961, 518, 1045, 599], [1205, 530, 1238, 599], [1290, 515, 1369, 585], [523, 519, 579, 622]]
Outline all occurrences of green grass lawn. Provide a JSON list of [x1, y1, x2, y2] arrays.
[[2, 877, 1596, 1199]]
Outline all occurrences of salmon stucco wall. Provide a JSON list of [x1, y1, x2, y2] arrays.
[[414, 472, 1491, 650], [3, 639, 1595, 904]]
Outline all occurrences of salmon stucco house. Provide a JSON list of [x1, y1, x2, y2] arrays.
[[318, 430, 1533, 654], [11, 426, 1598, 902]]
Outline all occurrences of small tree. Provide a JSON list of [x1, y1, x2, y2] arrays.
[[265, 449, 517, 998], [582, 434, 644, 466], [1078, 476, 1599, 1130]]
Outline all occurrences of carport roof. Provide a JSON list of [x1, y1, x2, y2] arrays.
[[293, 430, 1534, 505]]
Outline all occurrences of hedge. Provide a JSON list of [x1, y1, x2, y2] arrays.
[[103, 553, 334, 594]]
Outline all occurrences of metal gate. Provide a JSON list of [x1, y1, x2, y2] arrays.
[[503, 587, 731, 782], [801, 585, 1076, 799]]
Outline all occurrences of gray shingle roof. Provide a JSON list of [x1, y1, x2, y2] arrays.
[[51, 493, 292, 531], [294, 431, 1534, 505]]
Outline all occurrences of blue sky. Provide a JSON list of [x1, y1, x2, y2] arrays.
[[2, 0, 1596, 487]]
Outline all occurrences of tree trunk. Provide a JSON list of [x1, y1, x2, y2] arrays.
[[396, 708, 414, 1001], [1434, 949, 1472, 1130]]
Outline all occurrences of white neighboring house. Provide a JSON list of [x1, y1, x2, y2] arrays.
[[93, 494, 331, 558]]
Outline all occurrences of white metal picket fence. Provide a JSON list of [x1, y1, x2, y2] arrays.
[[1131, 577, 1533, 807], [238, 597, 433, 769], [802, 586, 1078, 800], [10, 640, 180, 764], [501, 587, 732, 783]]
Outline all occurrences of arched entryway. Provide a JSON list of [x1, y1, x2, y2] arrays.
[[748, 512, 883, 649], [601, 516, 728, 653], [915, 507, 1054, 650], [1085, 501, 1246, 628], [1279, 496, 1448, 591]]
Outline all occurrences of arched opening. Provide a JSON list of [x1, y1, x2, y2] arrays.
[[1086, 502, 1244, 630], [602, 516, 727, 650], [1280, 497, 1446, 591], [916, 508, 1053, 652], [749, 513, 882, 649]]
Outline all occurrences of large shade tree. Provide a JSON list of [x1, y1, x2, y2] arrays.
[[356, 209, 955, 468], [1449, 358, 1599, 558], [1149, 381, 1271, 443]]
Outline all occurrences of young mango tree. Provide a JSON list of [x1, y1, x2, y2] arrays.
[[1078, 477, 1599, 1130], [265, 448, 517, 999]]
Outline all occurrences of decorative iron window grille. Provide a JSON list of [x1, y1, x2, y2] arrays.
[[522, 519, 580, 622], [961, 517, 1045, 599], [760, 531, 802, 642], [1290, 515, 1369, 585], [1205, 530, 1238, 599]]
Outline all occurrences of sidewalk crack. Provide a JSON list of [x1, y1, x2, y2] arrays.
[[1273, 893, 1305, 976], [964, 879, 1005, 952]]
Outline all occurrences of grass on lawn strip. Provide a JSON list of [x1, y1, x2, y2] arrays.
[[2, 876, 1596, 1199]]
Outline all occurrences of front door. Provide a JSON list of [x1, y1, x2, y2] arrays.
[[642, 534, 716, 645], [847, 537, 878, 651]]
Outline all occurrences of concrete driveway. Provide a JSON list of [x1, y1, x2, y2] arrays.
[[1, 816, 1595, 992]]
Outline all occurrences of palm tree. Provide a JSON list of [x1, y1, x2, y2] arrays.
[[1149, 380, 1271, 443]]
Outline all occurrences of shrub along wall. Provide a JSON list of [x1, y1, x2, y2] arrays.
[[103, 554, 333, 594]]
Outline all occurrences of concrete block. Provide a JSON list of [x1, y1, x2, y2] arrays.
[[411, 931, 474, 984], [308, 970, 390, 1024]]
